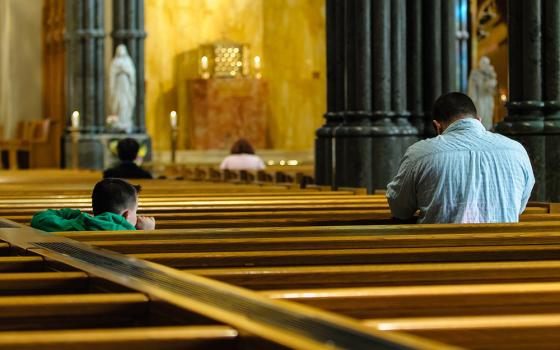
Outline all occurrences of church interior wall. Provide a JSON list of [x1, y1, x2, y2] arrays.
[[0, 0, 43, 139], [262, 0, 326, 151], [144, 0, 325, 151]]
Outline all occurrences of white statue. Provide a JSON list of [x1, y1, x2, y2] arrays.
[[109, 44, 136, 133], [468, 56, 497, 130]]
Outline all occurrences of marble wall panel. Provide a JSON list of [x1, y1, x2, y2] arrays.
[[189, 79, 267, 149], [145, 0, 326, 151], [263, 0, 326, 150], [145, 0, 264, 151]]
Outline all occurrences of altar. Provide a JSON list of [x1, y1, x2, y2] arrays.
[[187, 78, 267, 150]]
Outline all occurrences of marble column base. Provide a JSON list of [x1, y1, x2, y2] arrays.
[[334, 120, 401, 193], [314, 135, 332, 186], [496, 101, 546, 201], [545, 103, 560, 201], [63, 133, 152, 170]]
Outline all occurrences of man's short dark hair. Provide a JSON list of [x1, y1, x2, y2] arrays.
[[433, 92, 478, 123], [92, 178, 141, 216], [117, 138, 140, 162]]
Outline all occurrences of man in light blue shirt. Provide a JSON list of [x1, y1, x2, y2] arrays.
[[387, 92, 535, 224]]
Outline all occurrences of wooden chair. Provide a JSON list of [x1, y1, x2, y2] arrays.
[[0, 121, 32, 169], [17, 119, 52, 169]]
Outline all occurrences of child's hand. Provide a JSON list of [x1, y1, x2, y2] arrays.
[[136, 216, 156, 230]]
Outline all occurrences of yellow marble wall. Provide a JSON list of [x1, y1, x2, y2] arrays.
[[145, 0, 325, 151], [262, 0, 326, 150], [145, 0, 263, 150]]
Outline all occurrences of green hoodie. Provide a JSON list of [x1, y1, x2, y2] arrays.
[[31, 208, 136, 232]]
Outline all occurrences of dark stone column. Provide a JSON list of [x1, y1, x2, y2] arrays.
[[422, 0, 442, 137], [315, 0, 345, 185], [392, 0, 418, 158], [65, 0, 105, 133], [334, 0, 373, 190], [407, 0, 424, 135], [95, 0, 104, 131], [543, 0, 560, 201], [497, 0, 546, 200], [369, 0, 400, 191], [442, 0, 458, 93], [112, 0, 147, 133], [508, 0, 523, 103]]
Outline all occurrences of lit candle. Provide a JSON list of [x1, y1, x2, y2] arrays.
[[170, 111, 177, 129], [201, 56, 209, 70], [71, 111, 80, 128], [254, 56, 261, 70]]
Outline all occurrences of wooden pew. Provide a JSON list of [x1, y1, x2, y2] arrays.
[[66, 230, 560, 254], [5, 170, 560, 348], [188, 260, 560, 290], [0, 326, 240, 350], [60, 221, 560, 241], [261, 282, 560, 319], [364, 314, 560, 350], [0, 224, 440, 350]]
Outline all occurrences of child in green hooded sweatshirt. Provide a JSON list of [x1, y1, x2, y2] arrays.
[[31, 178, 156, 232]]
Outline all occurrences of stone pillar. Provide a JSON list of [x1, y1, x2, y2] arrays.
[[63, 0, 152, 170], [497, 0, 546, 200], [392, 0, 418, 158], [315, 0, 345, 185], [442, 0, 458, 93], [334, 0, 373, 190], [543, 0, 560, 201], [65, 0, 105, 133], [112, 0, 147, 133], [407, 0, 424, 135], [368, 0, 400, 191], [94, 0, 104, 130], [422, 0, 442, 137]]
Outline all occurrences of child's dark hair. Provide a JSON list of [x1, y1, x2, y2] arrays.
[[91, 178, 141, 216], [117, 138, 140, 162], [230, 138, 255, 155]]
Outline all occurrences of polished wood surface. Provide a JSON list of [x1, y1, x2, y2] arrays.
[[0, 170, 560, 349]]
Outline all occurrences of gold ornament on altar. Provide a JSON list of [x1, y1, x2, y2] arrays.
[[198, 40, 252, 78]]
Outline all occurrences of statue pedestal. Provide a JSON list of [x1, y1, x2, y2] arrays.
[[187, 78, 267, 149], [63, 133, 152, 170]]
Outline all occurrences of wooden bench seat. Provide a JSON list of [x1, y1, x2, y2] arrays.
[[364, 314, 560, 350], [188, 260, 560, 289], [127, 244, 560, 269], [261, 282, 560, 319], [60, 230, 560, 254], [0, 325, 240, 350], [59, 221, 560, 241], [0, 293, 149, 330]]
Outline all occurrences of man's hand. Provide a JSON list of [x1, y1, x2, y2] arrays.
[[136, 216, 156, 230]]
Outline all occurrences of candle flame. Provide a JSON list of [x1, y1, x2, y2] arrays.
[[71, 111, 80, 128]]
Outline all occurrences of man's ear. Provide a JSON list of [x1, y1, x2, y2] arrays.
[[475, 115, 482, 122], [432, 120, 443, 135]]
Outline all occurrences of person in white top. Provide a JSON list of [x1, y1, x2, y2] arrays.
[[220, 139, 266, 170]]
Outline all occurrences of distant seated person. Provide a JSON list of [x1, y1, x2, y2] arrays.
[[220, 138, 265, 171], [31, 178, 156, 232], [103, 138, 152, 179], [386, 92, 535, 224]]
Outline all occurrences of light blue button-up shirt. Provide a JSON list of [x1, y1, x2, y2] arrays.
[[386, 118, 535, 224]]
